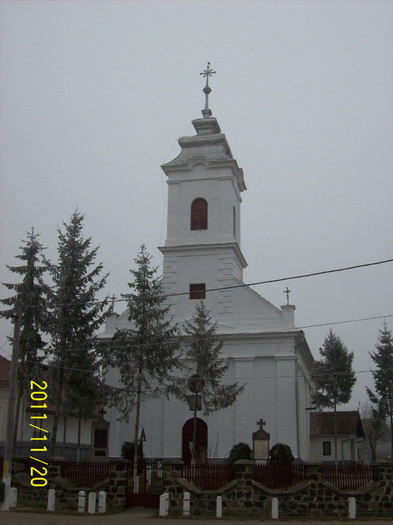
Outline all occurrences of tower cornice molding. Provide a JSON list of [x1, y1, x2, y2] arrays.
[[159, 241, 248, 269], [161, 157, 246, 192]]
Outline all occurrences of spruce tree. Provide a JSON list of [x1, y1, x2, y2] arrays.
[[0, 227, 47, 449], [366, 323, 393, 458], [170, 301, 244, 462], [360, 401, 388, 462], [45, 211, 109, 456], [312, 329, 356, 462], [107, 245, 179, 476]]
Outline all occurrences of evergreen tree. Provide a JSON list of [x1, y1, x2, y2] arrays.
[[311, 329, 356, 462], [0, 227, 47, 449], [366, 323, 393, 458], [170, 301, 244, 462], [45, 211, 109, 456], [106, 245, 179, 475], [360, 401, 388, 462]]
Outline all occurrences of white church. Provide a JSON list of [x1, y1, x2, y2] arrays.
[[100, 65, 314, 462]]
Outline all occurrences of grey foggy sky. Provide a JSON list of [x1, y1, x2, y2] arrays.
[[0, 0, 392, 410]]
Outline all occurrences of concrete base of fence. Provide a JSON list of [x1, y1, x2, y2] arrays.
[[348, 496, 356, 519], [78, 491, 86, 513], [183, 492, 190, 516], [88, 492, 96, 514], [159, 493, 169, 517], [216, 496, 222, 519], [98, 491, 106, 513], [272, 497, 278, 519], [9, 488, 17, 509], [47, 489, 55, 512]]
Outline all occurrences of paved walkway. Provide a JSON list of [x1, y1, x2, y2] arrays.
[[0, 507, 392, 525]]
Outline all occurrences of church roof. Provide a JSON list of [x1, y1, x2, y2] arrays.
[[310, 411, 365, 438], [161, 116, 238, 168]]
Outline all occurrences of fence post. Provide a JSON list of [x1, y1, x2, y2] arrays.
[[159, 493, 169, 517], [183, 492, 190, 516], [216, 496, 222, 519], [78, 490, 86, 513], [272, 496, 279, 519], [9, 488, 17, 508], [88, 492, 96, 514], [47, 489, 55, 512], [348, 497, 356, 519], [98, 491, 106, 513]]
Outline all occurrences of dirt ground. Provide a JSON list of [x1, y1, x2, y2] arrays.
[[0, 508, 392, 525]]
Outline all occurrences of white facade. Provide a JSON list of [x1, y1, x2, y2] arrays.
[[101, 105, 314, 461]]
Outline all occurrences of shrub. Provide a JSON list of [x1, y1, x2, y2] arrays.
[[121, 441, 144, 462], [269, 443, 294, 465], [228, 442, 253, 463]]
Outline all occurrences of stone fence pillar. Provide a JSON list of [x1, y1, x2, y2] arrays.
[[162, 459, 184, 507], [106, 459, 128, 508], [373, 462, 392, 483], [233, 460, 254, 508], [48, 457, 66, 486], [304, 462, 323, 484]]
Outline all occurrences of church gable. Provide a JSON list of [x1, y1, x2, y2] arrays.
[[231, 283, 286, 330]]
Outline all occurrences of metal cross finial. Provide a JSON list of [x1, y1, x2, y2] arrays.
[[200, 61, 216, 117], [257, 418, 266, 430], [284, 287, 291, 305]]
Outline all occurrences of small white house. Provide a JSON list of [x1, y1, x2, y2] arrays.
[[310, 411, 365, 463]]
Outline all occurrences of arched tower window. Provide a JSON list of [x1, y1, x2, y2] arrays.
[[191, 198, 208, 230], [233, 206, 237, 238]]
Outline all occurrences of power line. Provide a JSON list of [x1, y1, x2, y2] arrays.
[[1, 312, 392, 357], [19, 354, 375, 384], [4, 257, 393, 310]]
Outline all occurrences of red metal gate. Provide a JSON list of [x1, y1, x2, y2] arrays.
[[126, 461, 162, 508]]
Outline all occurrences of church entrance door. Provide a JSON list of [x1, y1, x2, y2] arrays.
[[182, 418, 208, 464]]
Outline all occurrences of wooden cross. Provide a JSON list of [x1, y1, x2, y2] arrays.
[[283, 287, 291, 305]]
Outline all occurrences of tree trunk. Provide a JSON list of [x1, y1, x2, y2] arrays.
[[133, 374, 142, 492], [50, 367, 64, 456], [192, 393, 198, 464], [77, 406, 82, 462], [12, 380, 24, 452], [390, 404, 393, 460], [334, 397, 338, 464]]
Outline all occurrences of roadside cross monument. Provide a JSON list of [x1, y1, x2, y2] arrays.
[[253, 418, 270, 464]]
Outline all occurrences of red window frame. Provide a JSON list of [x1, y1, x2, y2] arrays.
[[191, 198, 208, 230], [189, 283, 206, 300]]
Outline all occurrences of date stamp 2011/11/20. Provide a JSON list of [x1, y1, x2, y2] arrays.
[[29, 380, 49, 486]]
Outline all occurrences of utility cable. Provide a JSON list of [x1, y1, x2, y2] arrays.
[[6, 257, 393, 310]]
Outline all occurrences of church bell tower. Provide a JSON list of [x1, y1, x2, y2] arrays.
[[159, 63, 247, 321]]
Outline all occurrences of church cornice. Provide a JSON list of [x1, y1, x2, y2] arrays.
[[159, 241, 248, 269], [161, 157, 246, 192]]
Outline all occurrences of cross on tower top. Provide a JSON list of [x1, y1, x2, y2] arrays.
[[200, 61, 216, 117], [257, 418, 266, 431], [284, 287, 291, 305]]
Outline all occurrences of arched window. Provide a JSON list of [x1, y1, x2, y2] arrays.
[[191, 198, 208, 230], [233, 206, 237, 238]]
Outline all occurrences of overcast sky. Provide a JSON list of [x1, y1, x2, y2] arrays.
[[0, 0, 392, 411]]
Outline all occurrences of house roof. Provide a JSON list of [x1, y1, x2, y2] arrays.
[[310, 411, 365, 438], [0, 355, 11, 383]]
